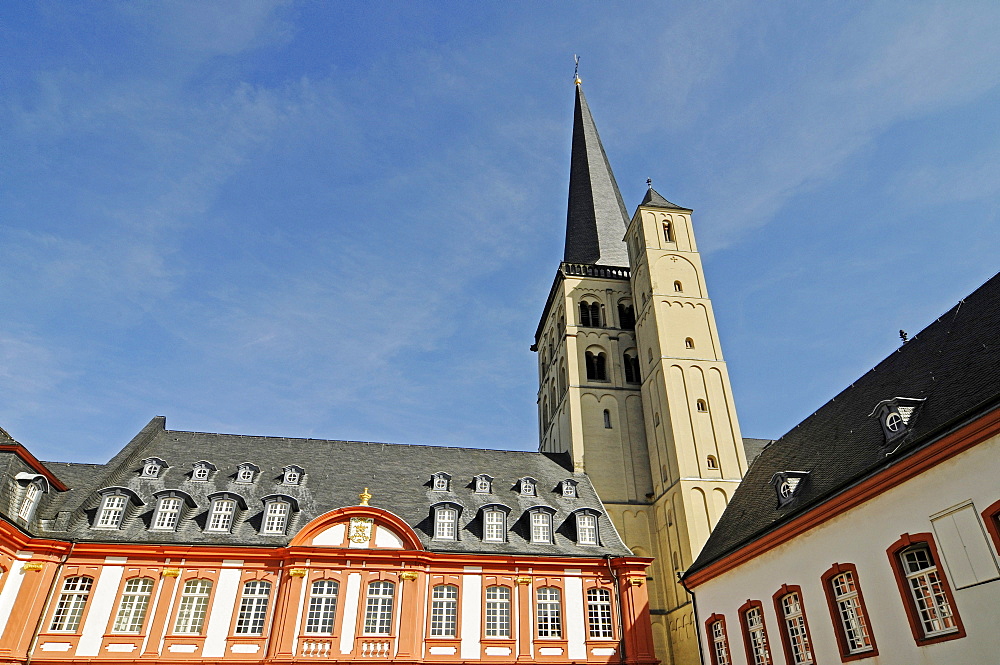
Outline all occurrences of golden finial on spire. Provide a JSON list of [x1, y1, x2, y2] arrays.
[[359, 487, 372, 506], [573, 55, 582, 86]]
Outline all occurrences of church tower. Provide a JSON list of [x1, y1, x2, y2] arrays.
[[534, 80, 749, 665]]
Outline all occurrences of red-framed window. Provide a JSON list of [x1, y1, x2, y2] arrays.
[[738, 600, 772, 665], [982, 499, 1000, 554], [820, 563, 877, 661], [772, 585, 815, 665], [886, 533, 966, 646], [705, 613, 732, 665]]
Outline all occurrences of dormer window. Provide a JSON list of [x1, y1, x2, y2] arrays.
[[432, 473, 451, 492], [281, 465, 304, 486], [140, 457, 167, 479], [236, 463, 259, 483], [561, 480, 578, 498], [191, 461, 215, 481], [474, 475, 493, 494], [519, 477, 537, 497], [770, 471, 810, 507], [574, 510, 600, 546], [529, 508, 554, 544], [433, 504, 461, 540], [152, 497, 182, 530], [481, 505, 508, 543], [207, 497, 237, 532], [262, 498, 291, 535], [95, 489, 140, 529], [15, 476, 49, 522], [870, 397, 926, 444]]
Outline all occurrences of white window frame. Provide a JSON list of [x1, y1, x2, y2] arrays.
[[152, 496, 182, 530], [112, 577, 154, 633], [96, 494, 128, 529], [262, 500, 290, 535], [429, 584, 458, 637], [901, 545, 958, 637], [49, 576, 93, 632], [141, 460, 163, 478], [282, 467, 301, 485], [305, 580, 340, 635], [586, 588, 613, 638], [475, 476, 492, 493], [434, 506, 458, 540], [536, 587, 562, 638], [710, 619, 731, 665], [830, 571, 873, 654], [234, 580, 271, 635], [562, 480, 577, 498], [520, 478, 536, 497], [432, 474, 449, 491], [576, 512, 598, 545], [780, 592, 814, 665], [173, 579, 212, 634], [485, 586, 511, 638], [207, 498, 236, 532], [17, 482, 43, 521], [483, 509, 506, 543], [530, 510, 552, 544], [236, 466, 255, 483], [363, 581, 395, 635], [744, 606, 770, 665]]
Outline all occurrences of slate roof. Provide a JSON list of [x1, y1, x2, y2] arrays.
[[563, 84, 631, 267], [20, 419, 630, 558], [741, 438, 771, 467], [636, 186, 688, 212], [687, 271, 1000, 576]]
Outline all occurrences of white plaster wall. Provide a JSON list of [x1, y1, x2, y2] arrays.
[[76, 556, 126, 656], [461, 567, 482, 660], [0, 552, 33, 633], [563, 571, 586, 660], [695, 434, 1000, 665], [339, 573, 362, 654], [202, 561, 243, 657]]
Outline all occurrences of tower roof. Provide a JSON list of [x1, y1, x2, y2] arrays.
[[638, 186, 688, 211], [563, 84, 630, 266]]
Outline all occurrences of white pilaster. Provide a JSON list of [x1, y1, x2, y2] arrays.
[[460, 566, 482, 660], [202, 561, 243, 657], [339, 573, 362, 655], [76, 557, 127, 656], [564, 573, 586, 660], [0, 553, 34, 634]]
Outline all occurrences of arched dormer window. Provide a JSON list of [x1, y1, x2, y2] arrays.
[[561, 479, 579, 498], [431, 472, 451, 492], [623, 351, 640, 383], [663, 221, 673, 243], [528, 507, 555, 544], [140, 457, 166, 479], [95, 488, 142, 529], [585, 350, 608, 381], [618, 301, 635, 329], [481, 504, 510, 542], [235, 463, 259, 483], [14, 475, 49, 523], [282, 465, 304, 486], [191, 461, 215, 481], [573, 509, 600, 546], [579, 300, 603, 327], [432, 503, 461, 540], [261, 495, 297, 535], [674, 281, 683, 293], [474, 475, 494, 494], [206, 493, 246, 532], [150, 490, 194, 531], [519, 477, 537, 497]]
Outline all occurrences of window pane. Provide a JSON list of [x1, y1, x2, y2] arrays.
[[174, 580, 212, 634], [112, 578, 154, 633], [234, 581, 271, 635], [154, 497, 182, 530], [305, 580, 340, 634], [744, 607, 770, 665], [363, 582, 395, 635], [536, 587, 562, 638], [263, 501, 289, 534], [531, 512, 551, 543], [781, 593, 813, 664], [430, 585, 458, 637], [587, 588, 613, 638], [484, 510, 505, 542], [485, 586, 510, 638], [902, 546, 957, 636], [50, 576, 93, 632], [577, 514, 597, 545], [208, 500, 236, 531], [831, 572, 872, 653], [98, 495, 127, 528]]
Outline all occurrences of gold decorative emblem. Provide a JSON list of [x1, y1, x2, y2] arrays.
[[399, 571, 418, 581], [21, 561, 44, 572], [516, 576, 532, 585], [358, 487, 372, 506], [162, 568, 181, 578], [629, 577, 645, 587], [288, 568, 308, 578], [349, 517, 374, 544]]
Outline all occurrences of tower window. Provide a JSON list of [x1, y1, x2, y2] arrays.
[[706, 455, 718, 470], [603, 409, 612, 429], [697, 400, 708, 412], [618, 302, 635, 329], [579, 300, 603, 327], [685, 337, 695, 349], [663, 222, 673, 243], [624, 352, 640, 383], [585, 350, 608, 381], [647, 348, 653, 362], [674, 281, 683, 292]]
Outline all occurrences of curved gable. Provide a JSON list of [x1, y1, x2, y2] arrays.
[[290, 506, 423, 551]]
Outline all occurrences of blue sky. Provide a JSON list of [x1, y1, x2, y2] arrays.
[[2, 2, 999, 463]]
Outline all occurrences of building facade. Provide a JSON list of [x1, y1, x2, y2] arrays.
[[0, 419, 658, 665], [683, 272, 1000, 664], [533, 80, 763, 665]]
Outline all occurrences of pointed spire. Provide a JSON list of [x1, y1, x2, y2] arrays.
[[639, 185, 688, 211], [563, 83, 630, 266]]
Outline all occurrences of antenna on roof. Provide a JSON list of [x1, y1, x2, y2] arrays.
[[573, 55, 581, 85], [899, 330, 908, 343], [647, 178, 653, 189]]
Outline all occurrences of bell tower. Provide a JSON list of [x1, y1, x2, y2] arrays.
[[533, 80, 749, 665]]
